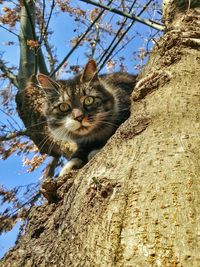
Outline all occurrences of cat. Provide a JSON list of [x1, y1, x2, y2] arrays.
[[37, 60, 137, 176]]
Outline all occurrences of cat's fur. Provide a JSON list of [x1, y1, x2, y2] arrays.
[[37, 60, 137, 176]]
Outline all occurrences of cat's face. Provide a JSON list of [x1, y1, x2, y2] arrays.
[[37, 60, 116, 141]]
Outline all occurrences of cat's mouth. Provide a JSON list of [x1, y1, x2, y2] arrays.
[[74, 117, 94, 134], [74, 125, 90, 136], [78, 125, 88, 131], [63, 116, 95, 136], [80, 117, 92, 127], [76, 122, 91, 131]]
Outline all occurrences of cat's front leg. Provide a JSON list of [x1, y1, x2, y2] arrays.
[[59, 158, 84, 176], [88, 149, 100, 161]]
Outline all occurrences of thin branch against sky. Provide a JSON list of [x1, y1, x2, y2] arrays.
[[79, 0, 165, 31]]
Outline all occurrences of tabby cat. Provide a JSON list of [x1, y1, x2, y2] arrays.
[[37, 60, 137, 176]]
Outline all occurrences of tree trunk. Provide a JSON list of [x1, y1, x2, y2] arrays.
[[1, 2, 200, 267]]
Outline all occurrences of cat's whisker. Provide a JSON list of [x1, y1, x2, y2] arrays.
[[48, 139, 56, 155], [118, 107, 130, 112], [93, 113, 120, 125], [52, 126, 70, 141], [26, 120, 47, 129], [37, 134, 52, 153], [25, 118, 59, 130], [96, 120, 120, 128], [45, 130, 63, 156]]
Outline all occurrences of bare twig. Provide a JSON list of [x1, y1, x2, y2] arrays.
[[0, 59, 19, 88], [43, 38, 56, 73], [42, 0, 55, 41], [5, 190, 41, 218], [0, 130, 28, 142], [110, 33, 136, 61], [79, 0, 166, 31], [0, 108, 22, 131], [90, 19, 101, 58], [50, 0, 114, 77], [0, 25, 19, 38], [98, 1, 136, 68], [98, 0, 154, 71], [37, 0, 56, 73], [41, 0, 46, 41]]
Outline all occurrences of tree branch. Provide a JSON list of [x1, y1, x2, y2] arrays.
[[0, 59, 19, 88], [98, 1, 136, 68], [18, 0, 48, 88], [38, 48, 49, 75], [0, 25, 19, 38], [50, 0, 114, 77], [43, 37, 56, 73], [23, 0, 38, 75], [79, 0, 166, 31], [38, 0, 56, 74], [41, 0, 55, 43], [17, 0, 36, 89], [98, 0, 154, 70], [0, 129, 28, 142]]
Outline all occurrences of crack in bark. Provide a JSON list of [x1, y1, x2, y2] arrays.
[[132, 71, 171, 101], [112, 193, 129, 266], [118, 117, 150, 141]]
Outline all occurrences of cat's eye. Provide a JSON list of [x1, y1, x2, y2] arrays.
[[58, 103, 70, 112], [84, 96, 94, 106]]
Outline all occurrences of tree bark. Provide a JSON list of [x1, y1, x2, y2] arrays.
[[1, 2, 200, 267]]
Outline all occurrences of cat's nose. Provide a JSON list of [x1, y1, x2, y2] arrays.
[[72, 109, 84, 122]]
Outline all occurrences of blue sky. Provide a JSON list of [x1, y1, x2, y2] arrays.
[[0, 0, 162, 259]]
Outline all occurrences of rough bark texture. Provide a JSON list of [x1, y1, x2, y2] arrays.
[[1, 2, 200, 267]]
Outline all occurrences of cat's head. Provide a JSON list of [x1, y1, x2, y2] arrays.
[[37, 60, 117, 142]]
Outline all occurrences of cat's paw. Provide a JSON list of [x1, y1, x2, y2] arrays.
[[59, 158, 84, 176], [88, 149, 100, 161]]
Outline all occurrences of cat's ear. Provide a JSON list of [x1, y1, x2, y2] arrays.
[[81, 60, 99, 83], [37, 74, 60, 90]]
